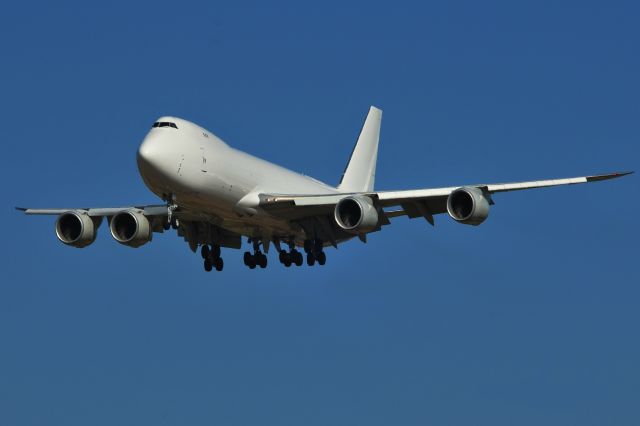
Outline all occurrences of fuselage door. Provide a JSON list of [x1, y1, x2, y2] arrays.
[[200, 147, 207, 172]]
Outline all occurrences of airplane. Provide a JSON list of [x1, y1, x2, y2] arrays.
[[17, 106, 631, 272]]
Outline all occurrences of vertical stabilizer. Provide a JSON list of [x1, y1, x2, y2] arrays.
[[338, 106, 382, 193]]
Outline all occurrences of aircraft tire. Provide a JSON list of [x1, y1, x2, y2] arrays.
[[204, 259, 213, 272], [215, 257, 224, 271]]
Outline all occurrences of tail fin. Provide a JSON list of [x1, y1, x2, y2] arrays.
[[337, 106, 382, 192]]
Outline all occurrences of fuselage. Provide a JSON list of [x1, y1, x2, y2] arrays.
[[136, 116, 338, 238]]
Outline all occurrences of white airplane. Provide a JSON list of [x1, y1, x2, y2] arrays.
[[18, 106, 631, 272]]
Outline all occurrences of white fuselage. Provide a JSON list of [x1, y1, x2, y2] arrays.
[[136, 116, 338, 238]]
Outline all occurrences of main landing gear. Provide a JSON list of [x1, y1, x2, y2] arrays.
[[277, 239, 326, 268], [243, 250, 267, 269], [243, 240, 267, 269], [201, 244, 224, 272], [304, 239, 326, 266], [217, 238, 328, 271], [278, 247, 303, 267]]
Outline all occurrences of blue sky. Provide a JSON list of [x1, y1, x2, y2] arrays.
[[1, 1, 638, 425]]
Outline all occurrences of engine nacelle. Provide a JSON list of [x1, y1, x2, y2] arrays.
[[55, 210, 100, 248], [334, 196, 379, 234], [446, 186, 490, 226], [109, 210, 151, 248]]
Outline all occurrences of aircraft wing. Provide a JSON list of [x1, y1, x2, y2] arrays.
[[15, 205, 169, 216], [259, 171, 632, 224], [15, 203, 243, 251]]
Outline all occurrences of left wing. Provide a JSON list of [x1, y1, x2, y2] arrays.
[[16, 204, 243, 251], [16, 205, 168, 216], [259, 171, 633, 224]]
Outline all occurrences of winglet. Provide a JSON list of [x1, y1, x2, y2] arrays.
[[586, 171, 633, 182]]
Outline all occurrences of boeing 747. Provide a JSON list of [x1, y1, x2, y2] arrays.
[[18, 107, 631, 271]]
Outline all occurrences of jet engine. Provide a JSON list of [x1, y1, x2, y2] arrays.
[[109, 210, 151, 248], [55, 210, 100, 248], [446, 187, 490, 226], [334, 196, 379, 234]]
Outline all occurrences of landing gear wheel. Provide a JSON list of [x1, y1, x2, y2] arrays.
[[211, 245, 221, 259], [258, 253, 267, 268], [204, 259, 213, 272], [293, 250, 303, 266], [244, 251, 257, 269], [201, 245, 210, 259], [307, 252, 316, 266], [279, 250, 287, 263], [317, 251, 326, 265], [214, 257, 224, 271]]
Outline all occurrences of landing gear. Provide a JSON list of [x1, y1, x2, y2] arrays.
[[204, 259, 213, 272], [163, 217, 178, 231], [201, 244, 223, 272], [242, 238, 327, 270], [244, 251, 256, 269], [201, 244, 220, 260], [278, 249, 300, 267], [277, 243, 303, 267], [243, 248, 267, 269], [304, 239, 326, 267], [214, 257, 224, 271], [306, 252, 315, 266], [292, 249, 303, 266], [165, 201, 179, 230]]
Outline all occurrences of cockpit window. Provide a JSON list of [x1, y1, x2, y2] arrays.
[[152, 121, 178, 129]]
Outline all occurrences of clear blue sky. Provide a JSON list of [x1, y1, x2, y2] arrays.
[[1, 1, 638, 425]]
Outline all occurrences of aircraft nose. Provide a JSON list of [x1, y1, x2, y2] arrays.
[[137, 138, 155, 166], [137, 134, 164, 175]]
